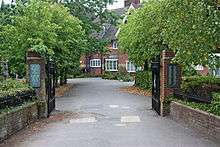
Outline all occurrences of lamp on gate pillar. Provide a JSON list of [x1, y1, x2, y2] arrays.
[[26, 49, 47, 117]]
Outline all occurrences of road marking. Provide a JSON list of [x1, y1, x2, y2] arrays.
[[115, 123, 127, 127], [69, 117, 97, 124], [121, 116, 141, 123], [109, 105, 119, 108], [121, 106, 130, 109]]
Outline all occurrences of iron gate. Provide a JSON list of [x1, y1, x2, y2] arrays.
[[151, 57, 160, 115], [46, 61, 56, 117]]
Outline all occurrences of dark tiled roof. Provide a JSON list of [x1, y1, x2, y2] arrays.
[[110, 6, 129, 16], [100, 7, 129, 40], [102, 24, 118, 40]]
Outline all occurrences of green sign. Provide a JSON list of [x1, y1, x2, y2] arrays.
[[30, 64, 41, 88], [168, 64, 179, 88]]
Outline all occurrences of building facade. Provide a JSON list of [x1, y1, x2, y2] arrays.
[[80, 0, 142, 76]]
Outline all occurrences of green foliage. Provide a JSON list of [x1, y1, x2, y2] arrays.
[[181, 76, 220, 93], [0, 101, 38, 114], [118, 0, 220, 67], [182, 66, 199, 77], [0, 79, 32, 97], [119, 0, 163, 66], [64, 0, 117, 54], [0, 0, 86, 77], [135, 71, 152, 90], [173, 93, 220, 116], [169, 76, 220, 116], [32, 44, 54, 60], [102, 71, 134, 82], [102, 71, 118, 80]]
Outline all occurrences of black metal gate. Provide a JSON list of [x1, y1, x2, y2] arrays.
[[46, 61, 56, 117], [151, 57, 160, 115]]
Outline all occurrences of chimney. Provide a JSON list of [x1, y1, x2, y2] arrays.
[[124, 0, 140, 7]]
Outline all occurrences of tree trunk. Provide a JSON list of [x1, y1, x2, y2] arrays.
[[64, 68, 67, 84], [144, 60, 149, 71]]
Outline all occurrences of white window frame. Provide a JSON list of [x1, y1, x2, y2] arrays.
[[126, 61, 136, 73], [90, 59, 101, 68], [105, 59, 118, 71], [112, 40, 118, 49], [194, 65, 204, 71]]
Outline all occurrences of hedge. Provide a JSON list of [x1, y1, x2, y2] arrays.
[[181, 76, 220, 94], [171, 76, 220, 116], [0, 79, 35, 110], [102, 71, 134, 82], [173, 93, 220, 116], [135, 71, 152, 90]]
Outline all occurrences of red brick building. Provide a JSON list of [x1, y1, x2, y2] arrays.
[[80, 0, 142, 76]]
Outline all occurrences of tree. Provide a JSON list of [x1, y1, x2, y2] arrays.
[[118, 0, 164, 66], [63, 0, 117, 54], [118, 0, 220, 68], [0, 0, 86, 79], [161, 0, 220, 67]]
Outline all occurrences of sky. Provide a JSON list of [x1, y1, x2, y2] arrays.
[[1, 0, 125, 9]]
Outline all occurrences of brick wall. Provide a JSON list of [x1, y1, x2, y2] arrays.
[[160, 50, 181, 116], [197, 67, 209, 76], [170, 101, 220, 140], [81, 45, 130, 75], [0, 102, 42, 142]]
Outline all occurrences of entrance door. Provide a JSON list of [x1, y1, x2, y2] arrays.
[[46, 61, 56, 117], [151, 57, 160, 115]]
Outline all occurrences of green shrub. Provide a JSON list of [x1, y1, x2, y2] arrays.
[[173, 93, 220, 116], [102, 72, 118, 80], [102, 71, 134, 82], [0, 79, 31, 98], [135, 71, 152, 90], [181, 76, 220, 94]]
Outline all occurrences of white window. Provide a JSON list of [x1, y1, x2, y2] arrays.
[[194, 65, 204, 71], [112, 41, 118, 49], [90, 59, 101, 68], [105, 59, 118, 71], [126, 61, 136, 72]]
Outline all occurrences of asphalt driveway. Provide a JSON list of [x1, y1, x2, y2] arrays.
[[1, 78, 219, 147]]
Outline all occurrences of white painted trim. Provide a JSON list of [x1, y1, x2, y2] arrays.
[[105, 59, 118, 71], [126, 61, 136, 73], [90, 59, 101, 68]]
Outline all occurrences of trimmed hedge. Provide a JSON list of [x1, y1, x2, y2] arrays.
[[0, 79, 31, 97], [102, 72, 134, 82], [181, 76, 220, 94], [0, 79, 35, 110], [173, 93, 220, 116], [135, 71, 152, 90], [171, 76, 220, 116]]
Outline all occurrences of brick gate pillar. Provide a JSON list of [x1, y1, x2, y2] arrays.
[[160, 50, 181, 116], [27, 50, 47, 117]]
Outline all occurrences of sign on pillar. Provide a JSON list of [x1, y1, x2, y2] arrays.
[[27, 50, 47, 117]]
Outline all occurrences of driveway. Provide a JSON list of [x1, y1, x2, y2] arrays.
[[1, 78, 219, 147]]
